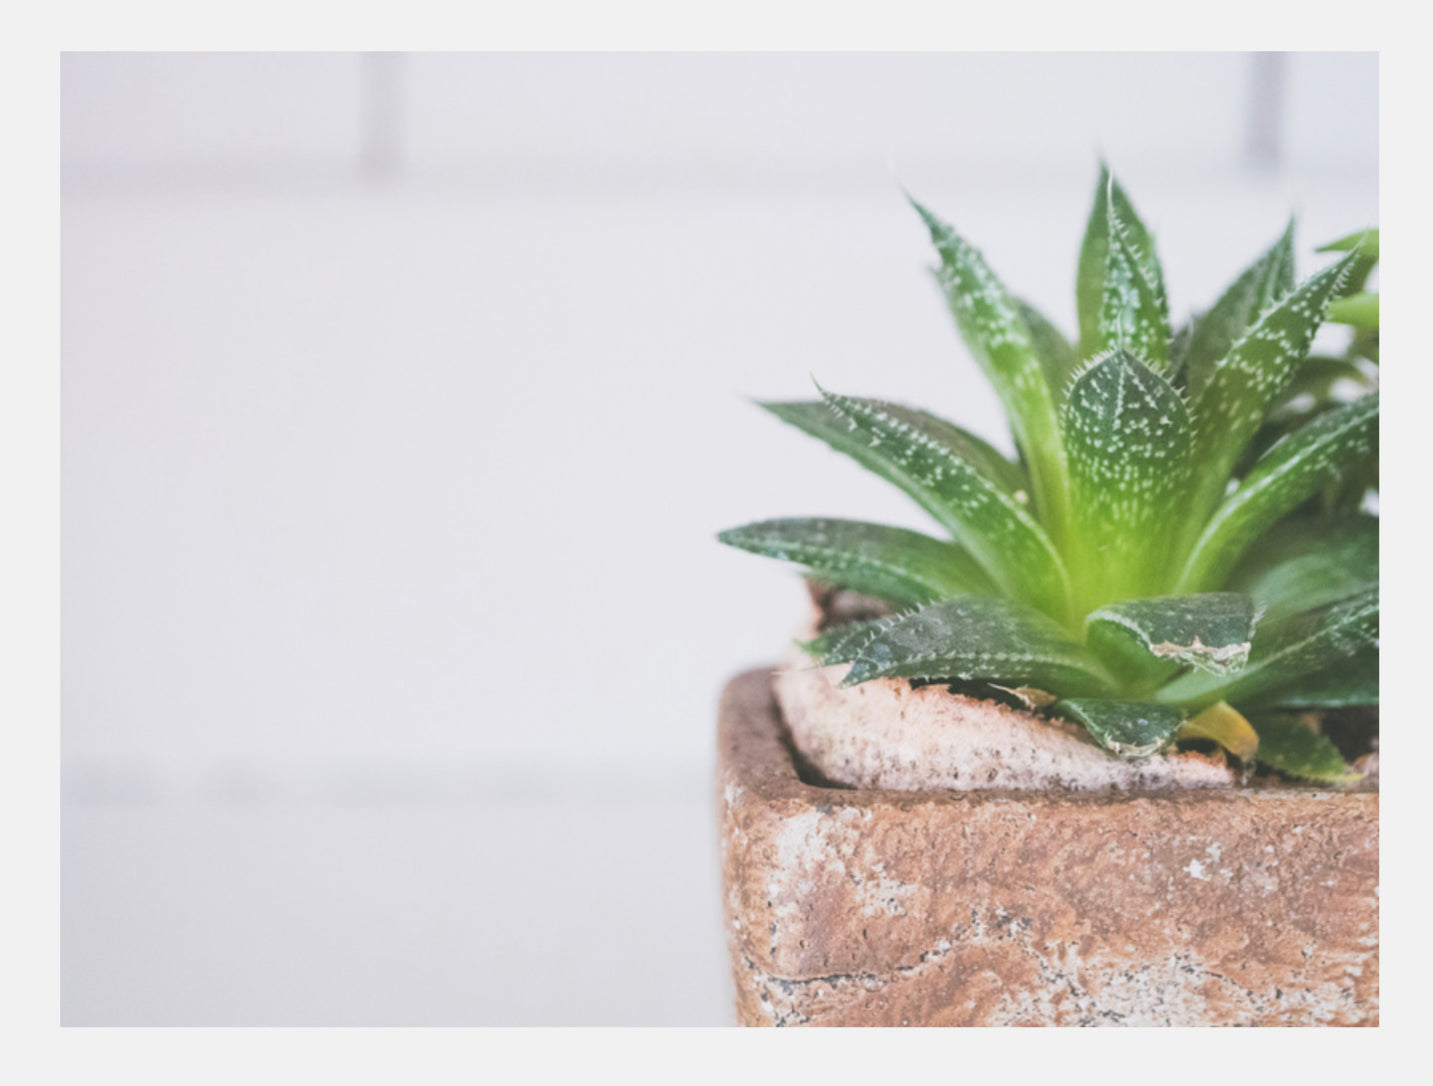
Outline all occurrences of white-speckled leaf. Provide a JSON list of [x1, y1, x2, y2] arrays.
[[1063, 350, 1192, 606], [1317, 228, 1379, 297], [1077, 166, 1165, 360], [838, 596, 1112, 693], [1056, 698, 1187, 757], [1179, 393, 1379, 591], [1085, 593, 1257, 690], [1188, 254, 1358, 513], [1156, 586, 1378, 709], [912, 199, 1071, 546], [760, 399, 1027, 499], [767, 387, 1070, 618], [802, 613, 904, 667], [717, 517, 994, 606], [1183, 220, 1296, 398], [1096, 201, 1171, 369]]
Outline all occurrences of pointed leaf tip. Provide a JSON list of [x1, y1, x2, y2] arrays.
[[1057, 698, 1187, 758], [837, 597, 1111, 692], [1188, 252, 1361, 513], [716, 517, 994, 606], [907, 195, 947, 238]]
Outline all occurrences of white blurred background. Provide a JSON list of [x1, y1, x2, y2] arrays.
[[61, 52, 1377, 1024]]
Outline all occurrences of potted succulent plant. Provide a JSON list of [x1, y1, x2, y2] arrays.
[[716, 168, 1378, 1026]]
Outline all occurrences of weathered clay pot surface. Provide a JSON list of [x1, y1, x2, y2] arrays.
[[718, 668, 1379, 1026], [779, 599, 1235, 792]]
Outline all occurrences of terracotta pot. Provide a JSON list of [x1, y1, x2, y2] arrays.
[[717, 668, 1379, 1026]]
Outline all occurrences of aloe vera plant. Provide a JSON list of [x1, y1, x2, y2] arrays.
[[719, 168, 1378, 781]]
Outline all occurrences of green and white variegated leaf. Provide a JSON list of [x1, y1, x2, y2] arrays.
[[1178, 393, 1379, 591], [837, 596, 1112, 693], [1237, 353, 1376, 479], [1063, 350, 1192, 606], [1156, 586, 1378, 709], [1225, 514, 1377, 623], [1056, 698, 1187, 758], [1085, 593, 1257, 691], [716, 518, 995, 606], [1182, 220, 1296, 399], [1077, 166, 1166, 360], [912, 199, 1072, 546], [1317, 228, 1379, 297], [1017, 300, 1079, 400], [1188, 253, 1358, 515], [1250, 714, 1357, 783], [1096, 200, 1171, 370], [760, 399, 1027, 499], [1258, 644, 1378, 709], [776, 387, 1070, 618], [802, 613, 907, 667]]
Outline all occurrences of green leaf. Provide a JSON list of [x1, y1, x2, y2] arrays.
[[716, 517, 993, 607], [1318, 228, 1378, 260], [1077, 165, 1165, 361], [1085, 593, 1257, 691], [1056, 698, 1187, 757], [1317, 228, 1379, 297], [760, 397, 1027, 499], [1095, 198, 1171, 369], [1327, 292, 1379, 330], [1236, 355, 1375, 478], [1250, 714, 1357, 783], [1156, 586, 1378, 709], [1017, 300, 1079, 399], [1167, 320, 1193, 388], [770, 387, 1071, 618], [1257, 645, 1378, 709], [1271, 356, 1372, 414], [1187, 253, 1358, 516], [1350, 327, 1379, 366], [803, 613, 906, 666], [1178, 393, 1379, 591], [1225, 514, 1377, 622], [912, 198, 1072, 547], [837, 596, 1112, 693], [1063, 350, 1192, 606], [1182, 220, 1296, 399]]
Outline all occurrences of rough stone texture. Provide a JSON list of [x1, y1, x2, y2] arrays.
[[778, 604, 1236, 791], [718, 669, 1380, 1027]]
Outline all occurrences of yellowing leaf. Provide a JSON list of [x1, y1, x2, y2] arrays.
[[1179, 701, 1259, 762]]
